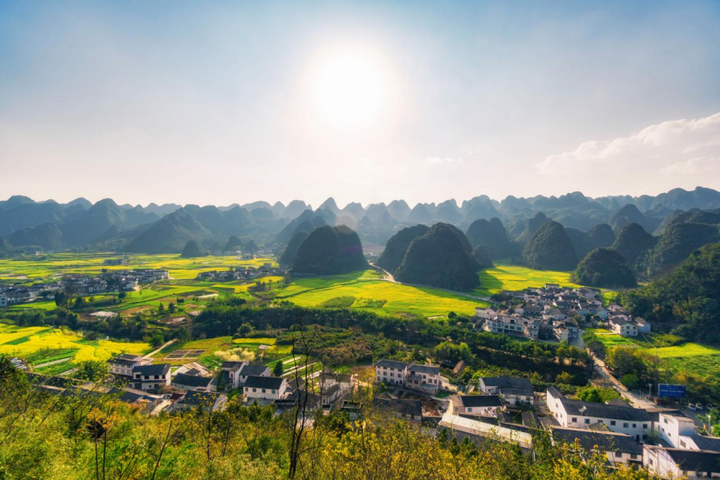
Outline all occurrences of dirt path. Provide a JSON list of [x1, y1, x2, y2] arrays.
[[144, 339, 176, 359], [33, 357, 72, 370]]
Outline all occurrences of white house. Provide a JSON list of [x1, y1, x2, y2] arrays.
[[243, 375, 290, 401], [221, 361, 270, 390], [107, 354, 151, 378], [171, 372, 214, 392], [132, 364, 171, 392], [611, 317, 639, 337], [479, 377, 534, 405], [375, 360, 441, 395], [643, 445, 720, 479], [448, 395, 503, 417], [657, 413, 696, 448], [375, 359, 409, 386], [547, 387, 652, 441]]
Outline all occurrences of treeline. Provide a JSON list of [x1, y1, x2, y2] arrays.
[[197, 299, 591, 384], [619, 242, 720, 344], [0, 356, 654, 479]]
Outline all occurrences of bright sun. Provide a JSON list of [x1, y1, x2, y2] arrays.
[[308, 48, 392, 132]]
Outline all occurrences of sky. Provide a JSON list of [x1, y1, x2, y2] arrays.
[[1, 0, 720, 208]]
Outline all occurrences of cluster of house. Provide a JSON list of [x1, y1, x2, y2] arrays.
[[441, 385, 720, 477], [195, 263, 284, 282], [372, 362, 719, 479], [0, 283, 55, 307], [62, 269, 170, 294], [105, 354, 355, 414], [475, 284, 650, 342], [605, 304, 651, 337], [103, 256, 130, 266]]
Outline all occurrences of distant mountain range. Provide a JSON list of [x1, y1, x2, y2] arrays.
[[1, 187, 720, 257]]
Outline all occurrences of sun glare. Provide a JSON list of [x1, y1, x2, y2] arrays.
[[307, 47, 394, 132]]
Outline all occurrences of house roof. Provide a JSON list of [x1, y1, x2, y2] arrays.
[[133, 364, 170, 376], [408, 363, 440, 375], [554, 392, 652, 422], [239, 364, 270, 377], [221, 361, 246, 371], [481, 377, 534, 396], [172, 373, 213, 388], [689, 435, 720, 453], [182, 390, 222, 406], [457, 395, 503, 408], [664, 449, 720, 473], [244, 376, 285, 390], [551, 427, 642, 455], [376, 359, 408, 370]]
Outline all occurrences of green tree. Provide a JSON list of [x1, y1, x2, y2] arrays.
[[149, 333, 165, 348], [273, 361, 284, 377]]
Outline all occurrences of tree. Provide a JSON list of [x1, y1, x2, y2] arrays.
[[75, 360, 107, 382], [168, 303, 176, 314], [556, 372, 573, 384], [149, 334, 165, 348], [606, 347, 646, 378], [158, 303, 165, 315], [74, 296, 86, 309], [273, 361, 284, 377], [54, 291, 68, 308], [620, 373, 641, 390]]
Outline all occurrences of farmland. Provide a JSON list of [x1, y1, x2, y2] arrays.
[[585, 328, 720, 389], [0, 323, 151, 374], [475, 263, 580, 297], [273, 269, 487, 317], [0, 253, 277, 283]]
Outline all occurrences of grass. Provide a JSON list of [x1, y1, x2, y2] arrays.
[[0, 324, 151, 363], [274, 269, 487, 317], [586, 328, 720, 386], [475, 264, 580, 297]]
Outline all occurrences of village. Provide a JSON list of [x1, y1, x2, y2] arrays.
[[476, 284, 650, 343]]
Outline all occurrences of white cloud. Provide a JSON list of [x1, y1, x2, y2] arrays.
[[537, 112, 720, 180], [425, 157, 464, 165]]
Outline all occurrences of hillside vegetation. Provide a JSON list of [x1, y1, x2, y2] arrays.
[[292, 225, 368, 275], [522, 221, 578, 271], [572, 248, 636, 288], [395, 223, 480, 290]]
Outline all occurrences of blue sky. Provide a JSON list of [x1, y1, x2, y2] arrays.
[[1, 1, 720, 207]]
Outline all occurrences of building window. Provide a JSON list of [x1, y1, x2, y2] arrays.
[[610, 421, 616, 426], [623, 423, 629, 428], [585, 419, 590, 424], [572, 417, 577, 422]]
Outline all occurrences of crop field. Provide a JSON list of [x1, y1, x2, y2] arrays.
[[0, 324, 151, 368], [585, 328, 720, 382], [0, 253, 277, 283], [156, 336, 292, 369], [274, 269, 486, 317], [475, 264, 580, 296]]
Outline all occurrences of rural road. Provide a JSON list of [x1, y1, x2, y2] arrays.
[[588, 350, 655, 409], [33, 357, 72, 370]]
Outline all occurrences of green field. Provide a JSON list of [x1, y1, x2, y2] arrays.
[[0, 253, 277, 283], [0, 324, 152, 370], [274, 269, 487, 317], [586, 328, 720, 386], [155, 336, 292, 370], [475, 264, 581, 296]]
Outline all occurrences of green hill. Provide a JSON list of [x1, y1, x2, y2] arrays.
[[292, 225, 368, 275], [620, 242, 720, 344], [126, 208, 210, 253], [612, 223, 656, 267], [181, 240, 206, 258], [472, 245, 494, 269], [5, 223, 64, 250], [279, 230, 309, 266], [572, 248, 636, 288], [0, 238, 13, 258], [376, 224, 429, 274], [224, 235, 244, 252], [522, 220, 578, 271], [641, 222, 720, 276], [395, 223, 480, 290], [465, 218, 516, 260]]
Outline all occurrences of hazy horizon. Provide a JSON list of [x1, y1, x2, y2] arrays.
[[2, 1, 720, 206]]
